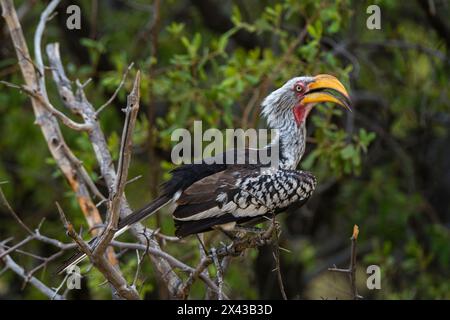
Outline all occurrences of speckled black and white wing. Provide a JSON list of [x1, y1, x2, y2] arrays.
[[173, 166, 317, 237]]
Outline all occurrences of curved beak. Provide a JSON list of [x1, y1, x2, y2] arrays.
[[301, 74, 351, 110]]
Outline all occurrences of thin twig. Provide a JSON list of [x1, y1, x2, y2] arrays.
[[25, 250, 64, 280], [125, 175, 143, 186], [1, 81, 92, 131], [94, 71, 141, 256], [132, 228, 150, 288], [0, 185, 33, 235], [0, 241, 46, 260], [0, 236, 33, 260], [96, 62, 134, 115], [34, 0, 61, 98], [110, 239, 225, 298], [211, 248, 224, 300], [56, 202, 92, 257], [0, 246, 65, 300], [271, 215, 287, 300], [328, 225, 363, 300], [132, 250, 141, 288]]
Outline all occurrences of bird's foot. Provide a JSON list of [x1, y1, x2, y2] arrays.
[[233, 225, 265, 235], [212, 241, 239, 257], [272, 219, 281, 236], [251, 221, 279, 246]]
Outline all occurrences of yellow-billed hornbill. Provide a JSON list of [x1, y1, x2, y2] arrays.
[[57, 74, 350, 274]]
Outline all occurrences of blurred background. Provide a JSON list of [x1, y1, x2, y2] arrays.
[[0, 0, 449, 299]]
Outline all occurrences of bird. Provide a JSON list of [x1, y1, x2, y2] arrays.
[[56, 74, 350, 274]]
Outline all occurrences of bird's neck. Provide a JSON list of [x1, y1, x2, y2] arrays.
[[269, 115, 306, 170]]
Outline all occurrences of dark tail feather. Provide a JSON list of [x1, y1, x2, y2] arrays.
[[55, 236, 98, 275], [117, 196, 171, 230], [56, 247, 90, 275], [56, 195, 171, 275], [175, 214, 237, 238]]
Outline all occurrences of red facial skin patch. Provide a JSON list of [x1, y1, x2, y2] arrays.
[[293, 104, 313, 127], [293, 104, 307, 126]]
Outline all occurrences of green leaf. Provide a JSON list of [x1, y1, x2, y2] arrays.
[[231, 5, 242, 25], [167, 22, 184, 35], [340, 144, 356, 160]]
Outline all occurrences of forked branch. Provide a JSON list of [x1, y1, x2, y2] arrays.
[[328, 225, 363, 300]]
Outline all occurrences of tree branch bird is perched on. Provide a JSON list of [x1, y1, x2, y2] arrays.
[[57, 74, 351, 274]]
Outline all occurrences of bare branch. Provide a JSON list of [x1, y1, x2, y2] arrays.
[[271, 216, 287, 300], [0, 80, 92, 131], [0, 241, 47, 260], [96, 62, 134, 115], [0, 185, 33, 235], [1, 0, 106, 236], [56, 202, 140, 300], [210, 248, 224, 300], [111, 240, 223, 296], [328, 225, 363, 300], [24, 251, 64, 281], [56, 202, 92, 257], [125, 175, 143, 186], [3, 0, 189, 299], [179, 221, 279, 299], [0, 245, 65, 300], [132, 250, 142, 288], [94, 71, 141, 256], [0, 236, 33, 260], [0, 188, 76, 253], [46, 42, 184, 298], [34, 0, 61, 98]]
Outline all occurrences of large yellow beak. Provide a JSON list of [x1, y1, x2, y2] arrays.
[[301, 74, 351, 110]]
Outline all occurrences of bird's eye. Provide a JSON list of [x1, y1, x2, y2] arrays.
[[295, 84, 304, 93]]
